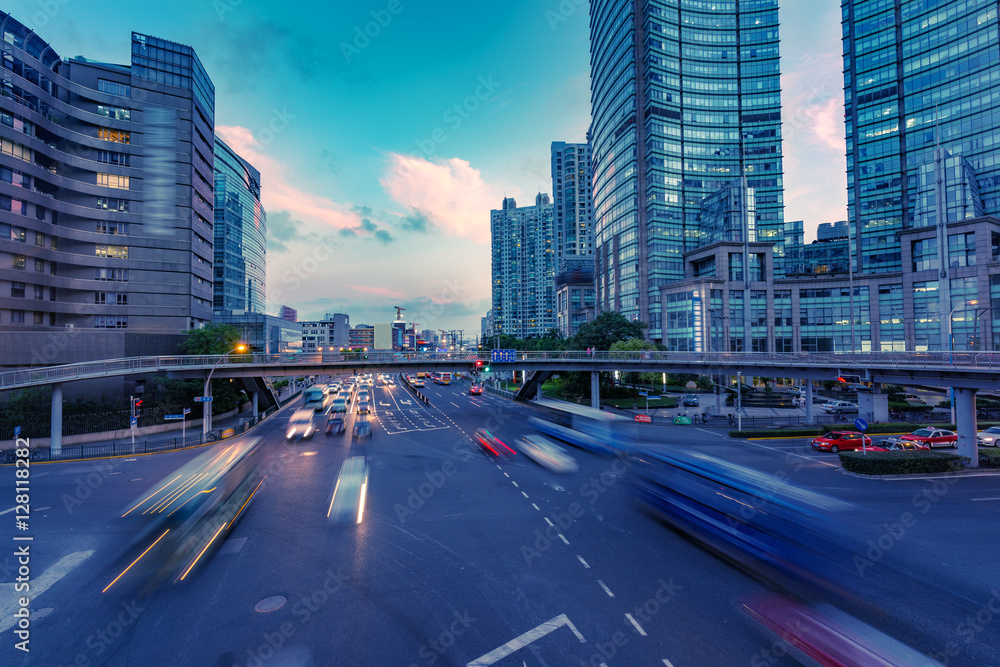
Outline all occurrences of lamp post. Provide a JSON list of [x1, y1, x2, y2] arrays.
[[948, 299, 977, 424], [203, 343, 247, 441], [736, 370, 743, 431]]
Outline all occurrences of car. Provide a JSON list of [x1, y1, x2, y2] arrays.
[[325, 416, 345, 435], [682, 395, 700, 407], [331, 398, 347, 413], [901, 428, 957, 448], [977, 425, 1000, 446], [357, 389, 370, 402], [473, 428, 516, 458], [867, 440, 930, 452], [516, 434, 577, 473], [788, 387, 803, 396], [385, 378, 395, 387], [821, 401, 859, 415], [810, 431, 873, 453], [412, 378, 425, 388], [357, 400, 370, 414], [470, 385, 482, 395], [353, 418, 372, 438]]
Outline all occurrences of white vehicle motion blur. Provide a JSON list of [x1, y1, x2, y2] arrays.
[[517, 434, 578, 473], [287, 409, 316, 440]]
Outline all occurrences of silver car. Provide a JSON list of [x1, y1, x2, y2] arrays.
[[821, 401, 858, 415], [977, 425, 1000, 446]]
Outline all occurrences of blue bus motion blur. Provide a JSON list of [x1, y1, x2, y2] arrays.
[[105, 437, 266, 591], [303, 386, 330, 412], [527, 399, 635, 455]]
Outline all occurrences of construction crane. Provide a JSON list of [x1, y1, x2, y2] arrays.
[[393, 306, 406, 320]]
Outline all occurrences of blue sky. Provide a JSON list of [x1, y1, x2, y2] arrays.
[[9, 0, 845, 336]]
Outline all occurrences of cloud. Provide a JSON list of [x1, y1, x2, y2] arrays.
[[265, 210, 303, 252], [399, 211, 432, 233], [345, 284, 407, 300], [380, 154, 512, 244]]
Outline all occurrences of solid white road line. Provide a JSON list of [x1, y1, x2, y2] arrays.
[[625, 613, 647, 636], [0, 550, 94, 633], [577, 555, 590, 568], [598, 580, 614, 597], [466, 614, 586, 667], [742, 440, 840, 468]]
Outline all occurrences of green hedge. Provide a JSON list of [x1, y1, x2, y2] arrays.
[[839, 450, 969, 475], [888, 403, 935, 412], [980, 447, 1000, 468]]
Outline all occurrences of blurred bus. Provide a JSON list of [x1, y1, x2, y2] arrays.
[[303, 386, 329, 412], [432, 372, 453, 385], [528, 399, 636, 455]]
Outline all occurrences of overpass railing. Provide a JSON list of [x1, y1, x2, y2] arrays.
[[4, 350, 1000, 391]]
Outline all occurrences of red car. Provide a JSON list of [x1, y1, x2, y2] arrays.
[[901, 428, 956, 449], [469, 385, 482, 395], [867, 438, 930, 452], [473, 428, 516, 458], [810, 431, 873, 453]]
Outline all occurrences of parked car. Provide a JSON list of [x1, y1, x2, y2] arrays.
[[977, 425, 1000, 446], [867, 440, 930, 452], [683, 395, 700, 407], [821, 401, 859, 415], [810, 431, 873, 453], [901, 428, 957, 448]]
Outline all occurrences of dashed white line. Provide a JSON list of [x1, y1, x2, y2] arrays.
[[521, 491, 529, 499], [544, 517, 555, 527], [598, 580, 614, 597], [511, 481, 519, 487], [662, 660, 675, 667], [625, 613, 647, 636], [972, 496, 1000, 502], [503, 472, 510, 478], [450, 401, 460, 409], [557, 534, 569, 545], [577, 555, 590, 568], [531, 503, 540, 511]]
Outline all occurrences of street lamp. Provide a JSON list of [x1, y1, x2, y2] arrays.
[[203, 342, 247, 441], [947, 299, 977, 424], [736, 370, 743, 431]]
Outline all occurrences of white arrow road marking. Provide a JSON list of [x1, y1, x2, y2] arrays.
[[467, 613, 585, 666], [0, 550, 94, 633]]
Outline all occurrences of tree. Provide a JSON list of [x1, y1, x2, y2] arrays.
[[609, 338, 655, 403], [179, 323, 243, 355], [572, 312, 647, 351]]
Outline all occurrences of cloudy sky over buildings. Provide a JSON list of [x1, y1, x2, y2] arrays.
[[10, 0, 845, 333]]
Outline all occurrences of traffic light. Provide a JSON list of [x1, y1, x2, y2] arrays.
[[484, 365, 490, 373], [132, 398, 143, 419], [475, 360, 483, 368]]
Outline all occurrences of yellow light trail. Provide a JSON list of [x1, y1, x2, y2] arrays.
[[179, 522, 227, 582], [103, 529, 170, 593]]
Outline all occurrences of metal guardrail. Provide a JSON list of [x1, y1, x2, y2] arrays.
[[4, 350, 1000, 391]]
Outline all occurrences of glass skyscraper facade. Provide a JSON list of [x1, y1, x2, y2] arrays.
[[213, 138, 266, 314], [589, 0, 783, 342], [844, 0, 1000, 275]]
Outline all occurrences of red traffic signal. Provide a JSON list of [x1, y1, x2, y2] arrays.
[[476, 360, 483, 367]]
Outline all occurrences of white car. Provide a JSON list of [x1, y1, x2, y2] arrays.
[[516, 434, 578, 473], [977, 426, 1000, 446], [821, 401, 858, 415]]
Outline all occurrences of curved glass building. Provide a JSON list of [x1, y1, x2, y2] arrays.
[[590, 0, 784, 342], [0, 11, 215, 364], [214, 138, 266, 314]]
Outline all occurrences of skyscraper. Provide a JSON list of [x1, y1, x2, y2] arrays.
[[213, 138, 266, 314], [490, 194, 556, 338], [551, 141, 594, 273], [589, 0, 784, 342], [0, 12, 215, 366]]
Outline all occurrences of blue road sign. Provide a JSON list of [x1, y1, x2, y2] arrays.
[[647, 395, 662, 400], [183, 408, 191, 415], [130, 416, 137, 429], [638, 390, 648, 396], [854, 417, 868, 432], [491, 349, 517, 363], [164, 414, 185, 420], [14, 426, 21, 437], [194, 396, 213, 403]]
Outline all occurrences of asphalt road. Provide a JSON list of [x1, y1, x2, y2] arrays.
[[2, 375, 998, 666]]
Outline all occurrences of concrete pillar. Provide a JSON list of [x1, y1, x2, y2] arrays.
[[50, 383, 63, 455], [955, 386, 978, 468], [535, 377, 542, 402], [805, 382, 814, 425], [251, 391, 259, 418], [591, 371, 600, 410]]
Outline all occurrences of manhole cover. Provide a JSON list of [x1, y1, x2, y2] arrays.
[[130, 477, 145, 482], [32, 607, 54, 621], [255, 596, 287, 613], [33, 506, 53, 512]]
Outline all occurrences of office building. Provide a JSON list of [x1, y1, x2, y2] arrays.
[[551, 141, 594, 273], [0, 12, 216, 366], [817, 221, 849, 242], [213, 137, 265, 314], [490, 194, 556, 338], [278, 305, 297, 322], [218, 311, 301, 355], [589, 0, 784, 341], [301, 314, 350, 353], [348, 325, 374, 350]]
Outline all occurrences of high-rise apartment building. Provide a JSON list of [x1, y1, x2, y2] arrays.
[[551, 141, 594, 273], [589, 0, 784, 341], [490, 194, 556, 338], [0, 12, 216, 366], [213, 137, 265, 314]]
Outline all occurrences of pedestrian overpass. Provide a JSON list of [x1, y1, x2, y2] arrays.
[[4, 350, 999, 465]]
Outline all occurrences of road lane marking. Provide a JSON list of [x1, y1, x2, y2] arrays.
[[972, 497, 1000, 502], [694, 428, 726, 438], [0, 550, 94, 633], [625, 613, 647, 636], [557, 534, 569, 545], [741, 440, 839, 468], [450, 402, 460, 409], [662, 660, 675, 667], [0, 507, 16, 516], [503, 472, 509, 477], [512, 481, 519, 487], [544, 517, 554, 527], [598, 580, 614, 597], [466, 613, 586, 666], [577, 555, 590, 568], [521, 492, 529, 499], [531, 503, 540, 511]]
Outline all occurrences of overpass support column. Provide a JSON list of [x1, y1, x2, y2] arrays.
[[535, 376, 543, 402], [50, 383, 63, 455], [251, 391, 259, 419], [591, 371, 600, 410], [955, 387, 978, 468], [805, 382, 814, 425]]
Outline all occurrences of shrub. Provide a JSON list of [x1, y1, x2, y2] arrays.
[[839, 450, 968, 475], [980, 448, 1000, 468]]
